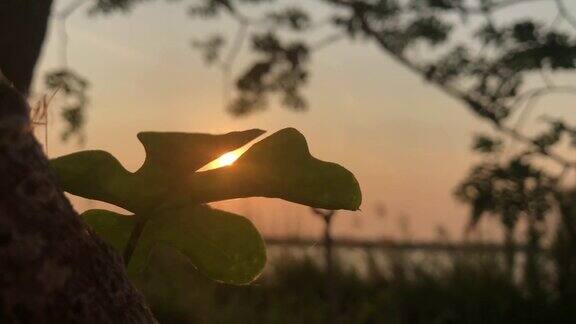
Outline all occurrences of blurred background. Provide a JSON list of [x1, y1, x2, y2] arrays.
[[14, 0, 576, 322], [38, 0, 512, 241]]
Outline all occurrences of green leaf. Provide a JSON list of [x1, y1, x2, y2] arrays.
[[51, 129, 265, 213], [131, 243, 216, 323], [51, 150, 139, 210], [52, 128, 361, 211], [80, 205, 265, 285], [129, 204, 266, 285], [53, 128, 360, 285], [136, 129, 265, 179], [81, 209, 135, 253], [189, 128, 362, 210]]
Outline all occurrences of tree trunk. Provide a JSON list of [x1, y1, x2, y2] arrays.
[[0, 0, 53, 94], [0, 82, 157, 323]]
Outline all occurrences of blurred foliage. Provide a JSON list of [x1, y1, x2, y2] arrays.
[[81, 0, 576, 119], [191, 34, 225, 65], [56, 0, 576, 153], [455, 117, 576, 300], [147, 249, 576, 323], [44, 69, 89, 143], [229, 33, 309, 115], [456, 156, 555, 230], [50, 127, 361, 318], [471, 134, 502, 154], [181, 0, 576, 120]]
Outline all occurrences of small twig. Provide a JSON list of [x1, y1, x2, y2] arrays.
[[451, 0, 548, 14], [56, 0, 91, 68], [311, 33, 345, 51], [497, 123, 574, 168], [311, 208, 336, 222], [326, 0, 547, 15], [511, 86, 576, 112], [31, 87, 60, 154], [557, 164, 571, 183], [58, 0, 90, 19], [221, 21, 249, 106], [307, 16, 337, 32], [555, 0, 576, 31], [513, 95, 540, 133], [504, 92, 542, 156], [548, 10, 563, 30], [539, 65, 555, 89]]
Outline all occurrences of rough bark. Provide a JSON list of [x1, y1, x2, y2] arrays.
[[0, 0, 53, 94], [0, 82, 157, 322]]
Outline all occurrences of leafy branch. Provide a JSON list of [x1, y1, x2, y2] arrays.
[[51, 127, 361, 316]]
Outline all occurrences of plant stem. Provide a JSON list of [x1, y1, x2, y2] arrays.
[[123, 216, 147, 266]]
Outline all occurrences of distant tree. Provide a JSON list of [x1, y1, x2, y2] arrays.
[[455, 122, 576, 320]]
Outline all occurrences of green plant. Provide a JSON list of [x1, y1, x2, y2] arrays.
[[50, 127, 361, 318]]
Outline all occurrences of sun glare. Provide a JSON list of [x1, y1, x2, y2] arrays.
[[218, 152, 239, 167], [200, 150, 243, 171]]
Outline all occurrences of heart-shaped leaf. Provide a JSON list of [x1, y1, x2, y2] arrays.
[[50, 150, 140, 210], [51, 129, 265, 213], [130, 243, 214, 323], [128, 204, 266, 285], [136, 129, 265, 179], [52, 128, 361, 212], [81, 205, 266, 285], [54, 128, 360, 286], [188, 128, 362, 210], [82, 209, 134, 253]]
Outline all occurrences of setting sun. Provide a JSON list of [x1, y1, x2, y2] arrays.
[[217, 152, 239, 167], [199, 150, 243, 171]]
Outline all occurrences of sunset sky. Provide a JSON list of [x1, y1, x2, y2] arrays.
[[35, 0, 576, 241]]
